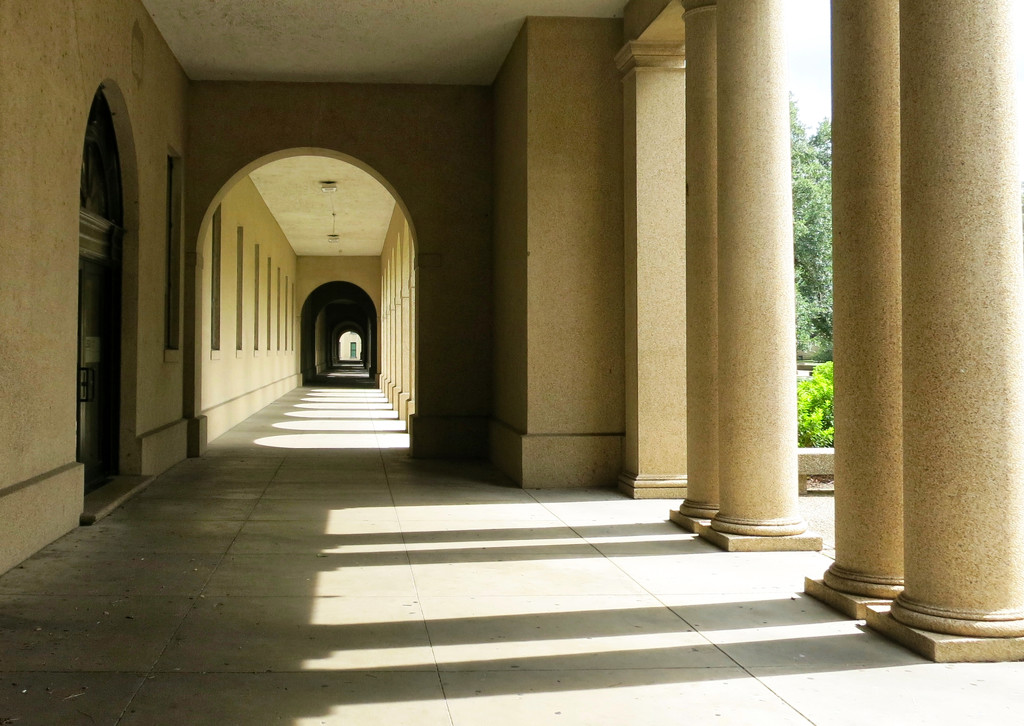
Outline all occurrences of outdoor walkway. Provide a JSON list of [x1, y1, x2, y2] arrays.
[[1, 387, 1022, 724]]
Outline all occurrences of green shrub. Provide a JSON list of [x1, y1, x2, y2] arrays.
[[798, 361, 834, 448]]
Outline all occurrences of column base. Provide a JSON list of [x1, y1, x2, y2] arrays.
[[678, 498, 719, 519], [675, 515, 822, 552], [618, 473, 687, 499], [890, 596, 1024, 638], [669, 509, 710, 533], [804, 577, 893, 620], [823, 562, 903, 600], [711, 513, 809, 537], [865, 605, 1024, 663]]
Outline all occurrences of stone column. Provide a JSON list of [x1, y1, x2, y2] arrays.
[[708, 0, 817, 550], [673, 0, 719, 526], [382, 264, 393, 397], [806, 0, 903, 618], [616, 40, 688, 500], [400, 241, 413, 421], [403, 255, 411, 415], [388, 251, 398, 403], [867, 0, 1024, 657]]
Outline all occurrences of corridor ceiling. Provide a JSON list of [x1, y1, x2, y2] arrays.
[[139, 0, 626, 84], [248, 156, 396, 257]]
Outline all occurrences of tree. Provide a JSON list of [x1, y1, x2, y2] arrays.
[[791, 99, 833, 359]]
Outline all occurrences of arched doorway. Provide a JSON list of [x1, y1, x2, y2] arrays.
[[77, 88, 124, 491], [301, 281, 377, 386], [186, 148, 418, 448], [338, 329, 364, 364]]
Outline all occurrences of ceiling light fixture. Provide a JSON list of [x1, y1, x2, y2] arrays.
[[326, 186, 340, 247]]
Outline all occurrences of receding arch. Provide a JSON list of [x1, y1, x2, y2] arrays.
[[184, 145, 419, 449], [191, 147, 418, 258], [301, 281, 378, 385], [186, 147, 415, 387]]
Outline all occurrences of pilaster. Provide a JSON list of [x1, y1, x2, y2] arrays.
[[616, 40, 688, 500]]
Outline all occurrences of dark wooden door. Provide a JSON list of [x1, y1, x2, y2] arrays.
[[77, 257, 118, 489], [77, 89, 123, 493]]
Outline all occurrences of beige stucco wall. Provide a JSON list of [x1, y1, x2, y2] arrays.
[[296, 256, 382, 323], [0, 0, 188, 573], [186, 82, 493, 458], [491, 17, 626, 488], [200, 177, 300, 441]]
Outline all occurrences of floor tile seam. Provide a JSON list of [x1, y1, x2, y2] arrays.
[[141, 668, 445, 676], [649, 586, 826, 720], [0, 669, 151, 676], [171, 593, 422, 599], [380, 436, 454, 725], [106, 518, 255, 523], [429, 665, 747, 673], [744, 673, 818, 725], [131, 495, 268, 500], [114, 460, 284, 722], [524, 491, 761, 686], [34, 550, 241, 556]]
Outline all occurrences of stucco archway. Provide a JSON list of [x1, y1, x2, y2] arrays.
[[185, 86, 493, 457], [75, 80, 144, 487]]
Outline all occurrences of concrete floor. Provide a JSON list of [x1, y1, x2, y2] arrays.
[[1, 387, 1022, 724]]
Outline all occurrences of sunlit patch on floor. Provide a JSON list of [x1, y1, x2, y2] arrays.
[[254, 433, 410, 449], [272, 419, 407, 432], [301, 397, 390, 404], [296, 402, 395, 410], [286, 410, 400, 419]]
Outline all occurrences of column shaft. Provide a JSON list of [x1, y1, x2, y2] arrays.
[[679, 0, 719, 518], [893, 0, 1024, 637], [823, 0, 903, 598], [712, 0, 805, 537]]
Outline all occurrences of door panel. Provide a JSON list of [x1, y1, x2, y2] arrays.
[[77, 258, 117, 491]]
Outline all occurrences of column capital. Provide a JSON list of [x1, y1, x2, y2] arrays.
[[615, 40, 686, 74], [682, 0, 716, 14]]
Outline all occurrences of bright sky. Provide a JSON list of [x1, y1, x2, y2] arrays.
[[784, 0, 1024, 167]]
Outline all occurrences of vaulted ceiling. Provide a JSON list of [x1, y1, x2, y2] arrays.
[[248, 157, 396, 257]]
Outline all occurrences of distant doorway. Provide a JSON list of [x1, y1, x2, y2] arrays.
[[340, 331, 363, 362], [77, 89, 123, 492]]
